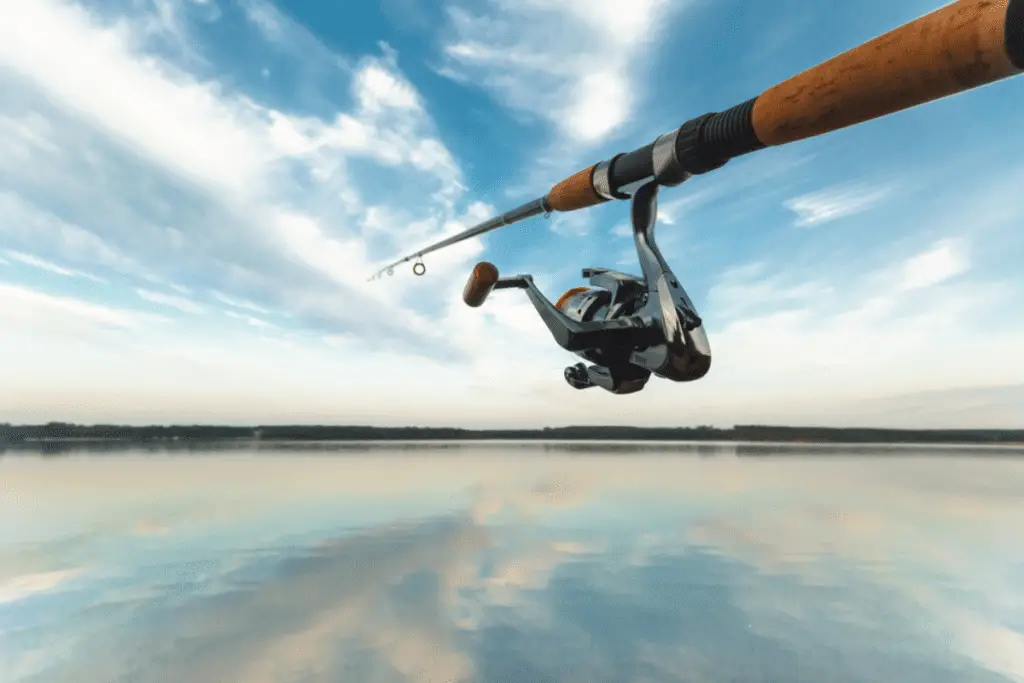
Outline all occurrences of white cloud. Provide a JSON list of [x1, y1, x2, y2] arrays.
[[225, 310, 271, 328], [840, 384, 1024, 428], [897, 238, 968, 290], [548, 210, 593, 237], [0, 111, 61, 163], [0, 0, 490, 354], [957, 615, 1024, 683], [440, 0, 680, 144], [669, 234, 1023, 426], [354, 59, 422, 112], [240, 0, 286, 45], [0, 190, 165, 284], [3, 250, 105, 282], [0, 283, 162, 333], [0, 0, 272, 196], [0, 277, 559, 426], [705, 261, 834, 323], [784, 182, 893, 227], [0, 568, 85, 605], [135, 288, 206, 314], [610, 222, 632, 238], [0, 0, 458, 222], [212, 291, 271, 315], [0, 0, 507, 414]]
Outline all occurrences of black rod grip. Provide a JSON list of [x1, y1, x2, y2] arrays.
[[1008, 0, 1024, 68], [699, 99, 764, 162]]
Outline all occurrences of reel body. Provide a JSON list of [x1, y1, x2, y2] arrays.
[[462, 181, 710, 394]]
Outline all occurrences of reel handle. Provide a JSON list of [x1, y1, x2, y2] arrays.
[[463, 261, 499, 307]]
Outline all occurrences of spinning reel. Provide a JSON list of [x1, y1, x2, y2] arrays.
[[461, 181, 710, 394], [371, 0, 1023, 394]]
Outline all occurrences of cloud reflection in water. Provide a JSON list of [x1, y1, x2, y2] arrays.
[[2, 443, 1023, 683]]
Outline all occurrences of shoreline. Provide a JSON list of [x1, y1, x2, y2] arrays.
[[3, 437, 1023, 453], [3, 423, 1023, 451]]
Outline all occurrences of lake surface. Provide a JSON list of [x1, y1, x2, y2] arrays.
[[2, 442, 1024, 683]]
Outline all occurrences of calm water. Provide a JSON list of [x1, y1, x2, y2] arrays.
[[2, 442, 1024, 683]]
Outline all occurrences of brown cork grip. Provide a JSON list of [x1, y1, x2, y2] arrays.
[[463, 261, 499, 308], [752, 0, 1022, 147], [547, 164, 606, 212]]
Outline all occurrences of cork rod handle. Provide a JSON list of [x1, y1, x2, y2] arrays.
[[752, 0, 1022, 146]]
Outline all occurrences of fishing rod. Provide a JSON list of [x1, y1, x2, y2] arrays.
[[369, 0, 1023, 394]]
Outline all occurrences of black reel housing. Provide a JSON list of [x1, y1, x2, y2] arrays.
[[462, 181, 710, 395]]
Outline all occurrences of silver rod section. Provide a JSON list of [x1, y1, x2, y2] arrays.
[[367, 196, 550, 280]]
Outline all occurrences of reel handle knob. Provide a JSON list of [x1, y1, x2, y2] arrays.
[[463, 261, 499, 307]]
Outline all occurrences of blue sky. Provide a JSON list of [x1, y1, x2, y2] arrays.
[[0, 0, 1021, 428]]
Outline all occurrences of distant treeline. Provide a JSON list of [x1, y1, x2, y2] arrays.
[[1, 422, 1021, 445]]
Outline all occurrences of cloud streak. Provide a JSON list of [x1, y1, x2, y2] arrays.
[[4, 250, 105, 283], [439, 0, 681, 145], [783, 182, 893, 228], [135, 288, 206, 314], [0, 568, 85, 605], [0, 283, 161, 332]]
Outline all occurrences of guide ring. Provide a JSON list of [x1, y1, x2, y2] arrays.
[[412, 261, 426, 276]]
